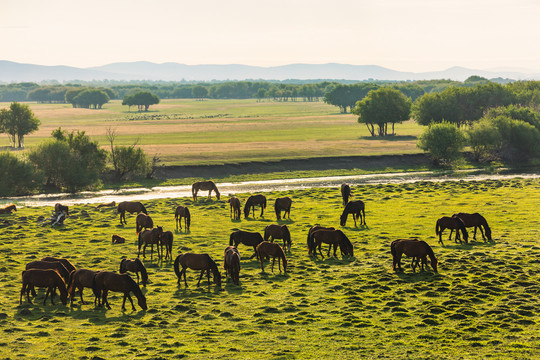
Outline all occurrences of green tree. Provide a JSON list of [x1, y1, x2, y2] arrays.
[[417, 122, 466, 165], [73, 89, 110, 109], [353, 87, 411, 137], [122, 91, 160, 111], [106, 128, 150, 180], [0, 102, 40, 148], [192, 85, 208, 100], [0, 151, 39, 196]]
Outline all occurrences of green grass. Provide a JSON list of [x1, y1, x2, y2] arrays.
[[1, 178, 539, 358]]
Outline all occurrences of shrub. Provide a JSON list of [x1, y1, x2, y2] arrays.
[[0, 151, 39, 196], [417, 122, 466, 165]]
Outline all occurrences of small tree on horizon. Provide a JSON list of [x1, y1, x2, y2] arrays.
[[0, 102, 40, 148]]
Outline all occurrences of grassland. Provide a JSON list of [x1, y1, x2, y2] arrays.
[[1, 178, 539, 359], [0, 99, 424, 166]]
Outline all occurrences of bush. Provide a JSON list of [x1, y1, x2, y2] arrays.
[[110, 146, 150, 180], [417, 122, 466, 165], [467, 119, 502, 161], [0, 151, 39, 196]]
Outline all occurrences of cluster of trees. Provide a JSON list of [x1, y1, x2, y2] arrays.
[[122, 91, 160, 111], [66, 88, 111, 109]]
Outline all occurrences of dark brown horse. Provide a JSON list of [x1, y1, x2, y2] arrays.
[[136, 213, 154, 234], [341, 183, 352, 205], [54, 203, 69, 216], [224, 246, 241, 285], [436, 216, 468, 245], [340, 200, 365, 227], [174, 253, 222, 287], [0, 204, 17, 214], [274, 197, 292, 220], [229, 230, 264, 259], [40, 256, 76, 274], [192, 180, 220, 201], [391, 239, 438, 272], [96, 201, 115, 209], [26, 260, 71, 284], [20, 269, 68, 305], [120, 258, 149, 286], [160, 230, 174, 260], [452, 212, 492, 241], [307, 225, 335, 256], [175, 205, 191, 231], [256, 241, 287, 273], [244, 194, 267, 218], [93, 271, 147, 311], [227, 197, 241, 220], [308, 229, 354, 258], [264, 224, 292, 252], [67, 269, 100, 305], [138, 226, 163, 259], [112, 234, 126, 244], [117, 201, 147, 225]]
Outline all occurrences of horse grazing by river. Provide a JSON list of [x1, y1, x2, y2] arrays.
[[93, 271, 147, 311], [120, 258, 149, 286], [391, 239, 438, 272], [244, 194, 267, 219], [117, 201, 147, 225], [274, 197, 292, 220], [0, 204, 17, 214], [452, 212, 492, 242], [264, 224, 292, 252], [136, 213, 154, 234], [341, 184, 352, 205], [20, 269, 68, 305], [340, 200, 366, 227], [227, 197, 241, 220], [192, 181, 220, 201], [67, 269, 100, 305], [308, 229, 353, 258], [307, 225, 335, 256], [175, 205, 191, 231], [229, 230, 264, 259], [96, 201, 115, 209], [256, 241, 287, 273], [436, 216, 468, 245], [174, 253, 222, 287], [138, 227, 163, 259], [224, 246, 241, 285]]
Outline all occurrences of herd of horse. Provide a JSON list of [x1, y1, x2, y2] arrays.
[[7, 179, 493, 310]]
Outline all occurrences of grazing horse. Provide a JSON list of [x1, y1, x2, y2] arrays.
[[41, 256, 76, 274], [264, 224, 292, 252], [20, 269, 68, 305], [135, 213, 154, 234], [223, 246, 241, 285], [117, 201, 147, 225], [244, 194, 267, 219], [340, 200, 366, 227], [307, 225, 335, 256], [174, 253, 222, 287], [436, 216, 468, 245], [174, 206, 191, 231], [391, 239, 438, 272], [93, 271, 147, 311], [0, 204, 17, 214], [452, 212, 492, 241], [96, 201, 116, 209], [112, 234, 126, 244], [229, 230, 264, 259], [227, 197, 241, 220], [160, 230, 174, 260], [308, 229, 354, 258], [192, 180, 220, 201], [138, 227, 163, 259], [67, 269, 100, 305], [26, 260, 71, 284], [54, 203, 69, 216], [256, 241, 287, 273], [341, 184, 352, 205], [274, 197, 292, 220], [120, 258, 149, 286]]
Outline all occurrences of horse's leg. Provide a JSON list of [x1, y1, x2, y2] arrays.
[[318, 243, 324, 259], [79, 286, 86, 305], [411, 257, 417, 272], [478, 226, 486, 241], [327, 244, 332, 257], [197, 270, 205, 286], [260, 205, 264, 218], [136, 272, 140, 285], [208, 190, 212, 199], [103, 290, 111, 309], [271, 257, 275, 273], [250, 246, 257, 259], [126, 293, 135, 311], [207, 269, 211, 285], [142, 243, 147, 258]]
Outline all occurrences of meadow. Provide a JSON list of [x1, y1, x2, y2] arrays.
[[1, 177, 539, 359]]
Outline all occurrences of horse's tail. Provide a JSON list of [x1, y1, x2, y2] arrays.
[[185, 207, 191, 228], [173, 255, 182, 281], [135, 258, 148, 286], [435, 220, 441, 236], [119, 258, 127, 273]]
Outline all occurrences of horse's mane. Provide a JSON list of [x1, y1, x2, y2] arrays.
[[185, 207, 191, 227], [140, 203, 148, 215], [339, 230, 354, 256], [475, 213, 492, 238]]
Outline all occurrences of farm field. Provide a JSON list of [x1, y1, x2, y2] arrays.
[[1, 178, 539, 359], [0, 99, 424, 166]]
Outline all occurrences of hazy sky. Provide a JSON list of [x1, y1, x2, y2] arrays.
[[2, 0, 539, 72]]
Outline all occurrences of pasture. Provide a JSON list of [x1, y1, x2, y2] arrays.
[[1, 178, 539, 359], [0, 99, 423, 166]]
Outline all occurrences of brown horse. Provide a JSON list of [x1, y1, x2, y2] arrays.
[[0, 204, 17, 214], [112, 234, 126, 244], [256, 241, 287, 273], [229, 230, 264, 259], [138, 226, 163, 259], [117, 201, 147, 225], [436, 216, 469, 245], [308, 229, 354, 258], [274, 197, 292, 220], [26, 260, 71, 284], [244, 194, 267, 218], [120, 258, 149, 286], [192, 180, 220, 201], [174, 205, 191, 231], [67, 269, 100, 305], [160, 230, 174, 260], [307, 225, 335, 256], [452, 212, 492, 241], [391, 239, 438, 272], [340, 200, 366, 227], [264, 224, 292, 252], [93, 271, 147, 311], [54, 203, 69, 216], [40, 256, 76, 274], [224, 246, 241, 285], [136, 213, 154, 234], [20, 269, 68, 305], [174, 253, 222, 287], [341, 184, 352, 205], [227, 197, 241, 220], [96, 201, 116, 209]]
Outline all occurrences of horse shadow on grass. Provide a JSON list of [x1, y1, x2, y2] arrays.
[[174, 229, 191, 235], [276, 218, 295, 225], [341, 225, 369, 232], [442, 240, 496, 250]]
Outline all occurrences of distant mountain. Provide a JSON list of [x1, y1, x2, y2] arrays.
[[1, 60, 539, 83]]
